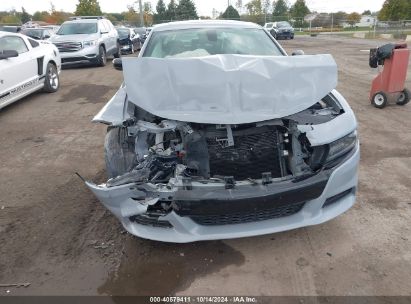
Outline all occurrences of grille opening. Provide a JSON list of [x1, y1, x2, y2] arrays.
[[206, 129, 285, 180], [190, 201, 305, 226], [129, 213, 172, 228]]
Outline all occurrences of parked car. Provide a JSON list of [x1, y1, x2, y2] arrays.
[[0, 32, 61, 110], [264, 21, 294, 39], [116, 27, 141, 54], [40, 25, 60, 34], [21, 28, 54, 40], [50, 16, 119, 66], [87, 20, 359, 243], [134, 27, 147, 45], [0, 25, 21, 33]]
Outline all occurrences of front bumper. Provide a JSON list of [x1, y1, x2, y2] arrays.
[[58, 45, 99, 65], [120, 44, 132, 54], [86, 143, 359, 243], [276, 31, 294, 39]]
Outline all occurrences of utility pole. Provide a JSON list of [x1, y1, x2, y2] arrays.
[[138, 0, 144, 27], [331, 13, 333, 32]]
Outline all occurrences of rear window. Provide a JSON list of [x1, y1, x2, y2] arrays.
[[143, 28, 282, 58]]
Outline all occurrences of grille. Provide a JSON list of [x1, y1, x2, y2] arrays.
[[190, 202, 305, 226], [54, 42, 82, 52], [207, 129, 283, 180]]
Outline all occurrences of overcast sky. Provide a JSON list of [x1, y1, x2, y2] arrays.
[[0, 0, 386, 16]]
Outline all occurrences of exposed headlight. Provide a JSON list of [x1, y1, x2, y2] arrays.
[[83, 40, 98, 47], [326, 131, 357, 163]]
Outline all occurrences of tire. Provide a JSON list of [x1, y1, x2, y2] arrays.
[[113, 42, 120, 58], [371, 91, 388, 108], [396, 89, 410, 105], [291, 34, 294, 39], [104, 127, 136, 179], [43, 62, 59, 93], [96, 45, 107, 67]]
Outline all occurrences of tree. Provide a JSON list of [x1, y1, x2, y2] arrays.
[[289, 0, 309, 26], [245, 0, 263, 15], [123, 5, 139, 25], [221, 5, 240, 20], [235, 0, 243, 13], [346, 12, 361, 26], [362, 10, 372, 15], [272, 0, 289, 19], [166, 0, 178, 20], [33, 11, 50, 22], [144, 2, 153, 25], [21, 7, 31, 23], [333, 11, 347, 26], [378, 0, 411, 21], [75, 0, 103, 16], [176, 0, 198, 20], [154, 0, 167, 22]]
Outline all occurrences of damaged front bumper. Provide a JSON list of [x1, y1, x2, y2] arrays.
[[86, 142, 359, 243]]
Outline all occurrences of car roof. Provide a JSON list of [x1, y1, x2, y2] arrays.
[[63, 18, 100, 24], [0, 31, 26, 38], [152, 20, 261, 32]]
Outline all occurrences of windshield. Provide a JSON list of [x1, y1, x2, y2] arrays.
[[57, 23, 97, 35], [277, 22, 291, 28], [116, 28, 129, 39], [22, 29, 43, 39], [143, 28, 282, 58]]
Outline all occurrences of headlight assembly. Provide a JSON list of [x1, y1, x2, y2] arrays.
[[326, 131, 357, 164], [83, 40, 98, 47]]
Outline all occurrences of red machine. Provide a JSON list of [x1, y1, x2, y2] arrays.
[[369, 42, 410, 108]]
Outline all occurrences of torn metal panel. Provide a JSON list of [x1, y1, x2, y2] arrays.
[[122, 54, 338, 124], [298, 90, 357, 146], [92, 85, 129, 126]]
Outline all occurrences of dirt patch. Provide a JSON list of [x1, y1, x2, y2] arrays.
[[99, 239, 245, 296], [57, 84, 114, 104]]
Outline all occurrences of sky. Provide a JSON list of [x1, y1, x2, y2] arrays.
[[0, 0, 386, 17]]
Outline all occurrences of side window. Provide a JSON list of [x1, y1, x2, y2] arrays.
[[105, 20, 113, 32], [99, 21, 107, 33], [0, 36, 29, 54], [28, 38, 40, 48]]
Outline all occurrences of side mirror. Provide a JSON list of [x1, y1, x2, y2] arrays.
[[292, 50, 305, 56], [0, 50, 19, 60], [113, 58, 123, 71]]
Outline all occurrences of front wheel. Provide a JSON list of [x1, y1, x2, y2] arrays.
[[113, 42, 120, 58], [396, 89, 410, 105], [371, 91, 388, 108], [43, 62, 59, 93], [104, 127, 136, 179], [96, 46, 107, 67]]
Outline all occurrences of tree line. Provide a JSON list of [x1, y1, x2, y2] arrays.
[[0, 0, 410, 26]]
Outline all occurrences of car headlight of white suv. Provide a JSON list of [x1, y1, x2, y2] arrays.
[[83, 40, 98, 47]]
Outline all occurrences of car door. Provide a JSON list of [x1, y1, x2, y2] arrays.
[[0, 36, 38, 106], [100, 20, 115, 53]]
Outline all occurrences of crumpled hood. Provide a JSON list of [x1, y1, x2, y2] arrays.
[[122, 54, 337, 124]]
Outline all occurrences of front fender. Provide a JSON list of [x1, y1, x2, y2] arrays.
[[92, 84, 129, 126]]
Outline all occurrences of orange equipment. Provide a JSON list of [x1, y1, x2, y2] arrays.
[[369, 42, 410, 108]]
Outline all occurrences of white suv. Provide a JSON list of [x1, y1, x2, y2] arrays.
[[51, 16, 119, 66]]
